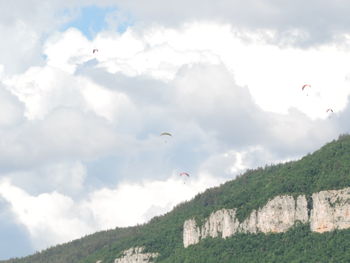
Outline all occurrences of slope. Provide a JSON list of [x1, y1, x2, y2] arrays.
[[3, 134, 350, 263]]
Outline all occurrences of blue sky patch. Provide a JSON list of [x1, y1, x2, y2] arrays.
[[61, 5, 132, 40]]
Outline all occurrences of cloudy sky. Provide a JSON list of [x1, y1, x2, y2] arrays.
[[1, 0, 350, 259]]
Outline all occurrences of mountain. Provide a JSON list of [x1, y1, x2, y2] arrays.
[[3, 134, 350, 263]]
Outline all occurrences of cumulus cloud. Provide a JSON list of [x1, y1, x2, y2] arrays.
[[4, 161, 87, 197], [0, 0, 73, 74], [0, 179, 93, 250], [198, 146, 294, 179], [0, 174, 223, 250], [0, 107, 124, 173], [1, 21, 340, 180], [56, 23, 349, 120], [0, 22, 344, 186], [4, 64, 134, 122]]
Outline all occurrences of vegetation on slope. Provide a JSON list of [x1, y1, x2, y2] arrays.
[[162, 224, 350, 263], [3, 134, 350, 263]]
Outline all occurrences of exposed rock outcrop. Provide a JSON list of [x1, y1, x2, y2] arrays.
[[311, 188, 350, 233], [114, 247, 159, 263], [183, 188, 350, 247], [183, 219, 201, 248], [256, 195, 308, 233], [239, 209, 257, 234], [201, 209, 240, 239]]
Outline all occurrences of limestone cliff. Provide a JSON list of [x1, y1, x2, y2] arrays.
[[183, 219, 201, 248], [310, 188, 350, 233], [114, 247, 159, 263], [256, 195, 308, 233], [183, 187, 350, 247]]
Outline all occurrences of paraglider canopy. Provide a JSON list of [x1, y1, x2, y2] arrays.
[[160, 132, 172, 137], [302, 84, 311, 91], [93, 49, 98, 54], [179, 172, 190, 177]]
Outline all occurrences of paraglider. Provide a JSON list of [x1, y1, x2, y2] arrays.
[[160, 132, 172, 143], [302, 84, 311, 96], [326, 108, 334, 118], [160, 132, 172, 137], [302, 84, 310, 90], [180, 172, 190, 177], [302, 84, 311, 91], [180, 172, 190, 184]]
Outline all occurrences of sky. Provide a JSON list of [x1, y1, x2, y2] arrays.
[[1, 0, 350, 259]]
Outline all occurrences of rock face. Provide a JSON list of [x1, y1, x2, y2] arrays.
[[114, 247, 159, 263], [239, 210, 257, 234], [311, 188, 350, 233], [183, 188, 350, 247], [183, 219, 201, 248], [256, 195, 308, 233], [201, 209, 240, 239]]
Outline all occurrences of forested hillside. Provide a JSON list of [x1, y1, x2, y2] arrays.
[[3, 134, 350, 263]]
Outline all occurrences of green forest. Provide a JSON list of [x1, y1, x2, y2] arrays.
[[3, 134, 350, 263]]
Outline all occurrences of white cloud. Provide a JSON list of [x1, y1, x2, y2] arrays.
[[39, 161, 87, 194], [0, 174, 223, 250], [0, 22, 43, 74], [10, 21, 347, 122], [65, 22, 350, 120], [0, 179, 93, 249], [0, 108, 120, 170], [0, 1, 82, 74], [1, 21, 340, 177], [44, 28, 93, 74], [199, 146, 295, 180], [1, 161, 87, 196], [4, 65, 134, 122]]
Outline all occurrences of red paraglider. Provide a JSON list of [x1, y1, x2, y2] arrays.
[[302, 84, 311, 91], [180, 172, 190, 177], [180, 172, 190, 184], [301, 84, 311, 96]]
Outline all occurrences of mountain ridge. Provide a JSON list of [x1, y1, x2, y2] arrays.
[[3, 134, 350, 263]]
